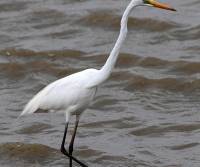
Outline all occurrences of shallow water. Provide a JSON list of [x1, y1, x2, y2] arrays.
[[0, 0, 200, 167]]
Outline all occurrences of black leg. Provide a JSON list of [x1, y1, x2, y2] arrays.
[[69, 115, 80, 167], [60, 115, 88, 167], [60, 122, 69, 155]]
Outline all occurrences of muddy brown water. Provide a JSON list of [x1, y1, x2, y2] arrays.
[[0, 0, 200, 167]]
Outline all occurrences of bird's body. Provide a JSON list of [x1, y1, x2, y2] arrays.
[[21, 69, 99, 118], [19, 0, 176, 166]]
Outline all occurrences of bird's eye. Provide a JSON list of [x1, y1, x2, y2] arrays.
[[143, 0, 150, 4]]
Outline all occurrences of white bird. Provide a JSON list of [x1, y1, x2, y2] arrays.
[[19, 0, 176, 166]]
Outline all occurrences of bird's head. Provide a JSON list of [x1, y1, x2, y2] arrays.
[[134, 0, 176, 11]]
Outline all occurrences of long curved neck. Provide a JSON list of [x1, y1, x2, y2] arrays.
[[87, 1, 137, 88], [99, 1, 136, 82]]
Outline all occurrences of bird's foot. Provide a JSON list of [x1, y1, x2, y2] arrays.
[[60, 147, 88, 167], [61, 147, 69, 156]]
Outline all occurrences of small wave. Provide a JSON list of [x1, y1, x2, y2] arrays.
[[126, 75, 200, 92], [171, 25, 200, 41], [0, 61, 78, 80], [130, 124, 200, 137], [46, 29, 81, 39], [82, 117, 138, 130], [0, 48, 84, 78], [77, 11, 179, 32], [92, 97, 120, 111], [0, 1, 28, 13], [0, 48, 85, 58], [135, 57, 170, 68], [16, 123, 52, 134], [184, 46, 200, 54], [136, 57, 200, 75], [78, 146, 104, 158], [24, 9, 69, 29], [0, 61, 72, 78], [94, 155, 128, 163], [172, 61, 200, 74], [167, 142, 199, 151]]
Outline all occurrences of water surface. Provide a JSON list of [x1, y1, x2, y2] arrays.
[[0, 0, 200, 166]]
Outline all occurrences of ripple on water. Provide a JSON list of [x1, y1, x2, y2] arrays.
[[0, 49, 84, 78], [130, 123, 200, 137], [0, 0, 199, 167], [0, 1, 28, 13], [77, 11, 180, 32], [77, 146, 104, 159], [24, 9, 69, 30], [0, 48, 85, 58], [125, 75, 200, 92], [172, 25, 200, 41], [82, 117, 139, 130], [16, 123, 52, 135], [167, 142, 199, 151]]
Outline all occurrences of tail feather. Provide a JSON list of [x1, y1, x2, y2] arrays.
[[19, 78, 57, 117], [20, 92, 44, 117], [12, 94, 41, 129]]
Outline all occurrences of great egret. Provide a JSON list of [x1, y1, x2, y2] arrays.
[[19, 0, 176, 166]]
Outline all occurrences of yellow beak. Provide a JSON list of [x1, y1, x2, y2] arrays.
[[147, 0, 176, 11]]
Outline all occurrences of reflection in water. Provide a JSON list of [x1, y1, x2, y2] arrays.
[[0, 0, 200, 167]]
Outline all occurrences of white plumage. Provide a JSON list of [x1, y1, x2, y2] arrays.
[[20, 69, 99, 119]]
